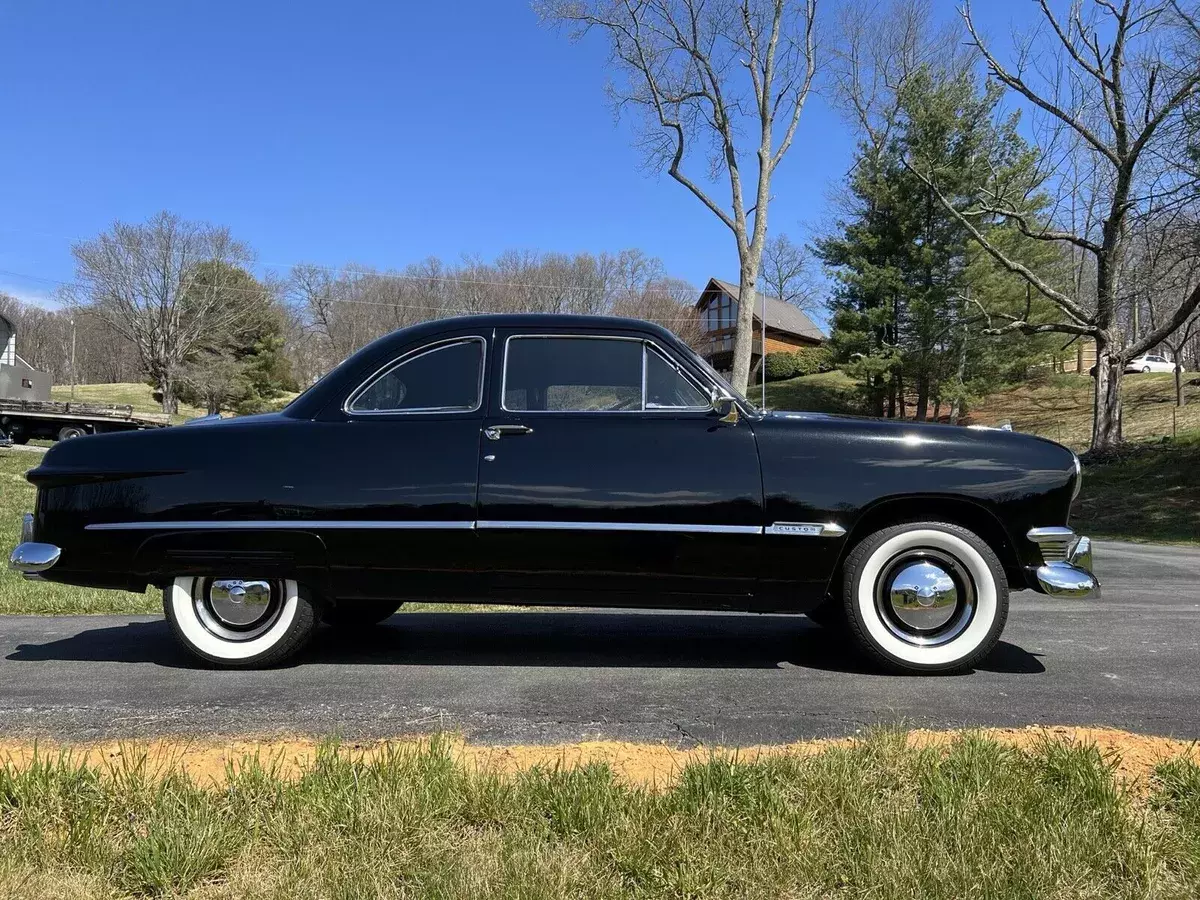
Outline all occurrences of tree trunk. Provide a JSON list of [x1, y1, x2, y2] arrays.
[[1175, 358, 1184, 408], [887, 376, 897, 419], [1091, 336, 1123, 449], [868, 373, 886, 418], [915, 373, 929, 422], [948, 330, 969, 422], [159, 370, 179, 416], [729, 258, 761, 395]]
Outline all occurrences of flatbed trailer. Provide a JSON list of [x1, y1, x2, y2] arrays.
[[0, 398, 170, 443]]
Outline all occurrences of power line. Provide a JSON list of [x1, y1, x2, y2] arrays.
[[0, 224, 714, 295], [0, 266, 715, 325]]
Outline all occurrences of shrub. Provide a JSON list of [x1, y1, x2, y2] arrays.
[[763, 352, 799, 381], [793, 345, 834, 376], [763, 346, 834, 382]]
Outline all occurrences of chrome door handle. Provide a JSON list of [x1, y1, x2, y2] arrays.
[[484, 424, 534, 440]]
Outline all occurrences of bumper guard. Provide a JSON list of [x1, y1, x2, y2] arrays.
[[10, 513, 62, 575], [1027, 527, 1099, 598]]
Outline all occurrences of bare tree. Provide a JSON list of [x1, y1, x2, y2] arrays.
[[1131, 214, 1200, 404], [69, 212, 259, 412], [539, 0, 817, 393], [830, 0, 966, 163], [284, 249, 701, 378], [910, 0, 1200, 448], [759, 232, 817, 310]]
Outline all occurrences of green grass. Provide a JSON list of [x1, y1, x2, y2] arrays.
[[763, 369, 864, 415], [49, 382, 207, 425], [1071, 430, 1200, 544], [48, 382, 300, 425], [966, 372, 1200, 452], [1, 730, 1198, 899], [764, 370, 1200, 450]]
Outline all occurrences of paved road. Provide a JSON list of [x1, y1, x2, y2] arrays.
[[1, 541, 1197, 745]]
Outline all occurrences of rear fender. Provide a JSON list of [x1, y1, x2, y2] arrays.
[[132, 530, 330, 595]]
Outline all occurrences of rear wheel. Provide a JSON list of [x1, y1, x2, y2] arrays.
[[841, 522, 1008, 674], [322, 599, 402, 628], [164, 576, 317, 667], [1142, 366, 1151, 373], [57, 425, 87, 441]]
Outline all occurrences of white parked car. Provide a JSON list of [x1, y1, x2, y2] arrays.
[[1125, 354, 1178, 373]]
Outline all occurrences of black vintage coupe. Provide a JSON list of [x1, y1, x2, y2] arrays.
[[10, 315, 1097, 672]]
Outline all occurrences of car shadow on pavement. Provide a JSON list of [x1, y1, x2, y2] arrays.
[[5, 611, 1045, 675]]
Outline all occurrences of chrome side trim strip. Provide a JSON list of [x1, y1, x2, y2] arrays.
[[85, 520, 477, 531], [476, 520, 763, 534], [765, 522, 847, 537], [85, 519, 845, 538]]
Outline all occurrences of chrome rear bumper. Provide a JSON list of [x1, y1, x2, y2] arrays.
[[10, 512, 61, 575], [10, 542, 61, 574], [1027, 527, 1099, 598]]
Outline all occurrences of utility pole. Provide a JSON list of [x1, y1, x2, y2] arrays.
[[760, 289, 767, 412], [70, 316, 77, 401]]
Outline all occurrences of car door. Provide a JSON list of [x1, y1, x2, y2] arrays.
[[314, 332, 488, 601], [475, 327, 764, 602]]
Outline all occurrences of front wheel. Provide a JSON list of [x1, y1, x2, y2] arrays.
[[841, 522, 1008, 674], [164, 576, 317, 668], [1142, 366, 1151, 373]]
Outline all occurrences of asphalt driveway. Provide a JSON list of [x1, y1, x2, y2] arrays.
[[1, 541, 1197, 745]]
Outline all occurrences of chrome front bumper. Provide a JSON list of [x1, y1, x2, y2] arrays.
[[1027, 527, 1099, 598], [10, 512, 61, 575]]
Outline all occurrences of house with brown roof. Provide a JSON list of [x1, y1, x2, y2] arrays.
[[695, 277, 826, 375]]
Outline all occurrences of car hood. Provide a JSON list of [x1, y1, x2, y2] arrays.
[[761, 409, 1074, 454]]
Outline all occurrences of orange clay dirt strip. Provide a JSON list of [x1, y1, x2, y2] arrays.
[[1, 726, 1197, 788]]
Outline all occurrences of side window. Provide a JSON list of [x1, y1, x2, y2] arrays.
[[348, 338, 484, 413], [646, 346, 709, 409], [504, 337, 641, 411], [503, 336, 710, 412]]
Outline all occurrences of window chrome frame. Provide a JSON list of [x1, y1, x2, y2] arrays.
[[499, 333, 714, 415], [343, 336, 487, 416]]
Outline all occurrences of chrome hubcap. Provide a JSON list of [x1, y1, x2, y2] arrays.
[[888, 561, 958, 630], [194, 577, 283, 641], [875, 550, 975, 647], [208, 579, 274, 627]]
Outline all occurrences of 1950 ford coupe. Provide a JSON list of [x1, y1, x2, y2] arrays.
[[10, 314, 1097, 672]]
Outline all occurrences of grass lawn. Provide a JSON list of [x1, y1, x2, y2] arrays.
[[765, 370, 1200, 451], [968, 372, 1200, 451], [49, 382, 300, 425], [1, 730, 1198, 899], [1070, 430, 1200, 544], [49, 382, 207, 425], [763, 369, 864, 415]]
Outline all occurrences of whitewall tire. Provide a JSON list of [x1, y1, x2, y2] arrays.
[[842, 522, 1008, 673], [164, 576, 317, 668]]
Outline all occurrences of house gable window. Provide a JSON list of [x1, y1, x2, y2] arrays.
[[702, 292, 738, 332]]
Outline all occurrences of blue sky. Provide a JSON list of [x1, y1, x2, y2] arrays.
[[0, 0, 1024, 310]]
